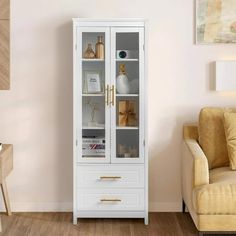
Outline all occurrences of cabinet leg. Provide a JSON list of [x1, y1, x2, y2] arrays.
[[73, 215, 77, 225], [1, 180, 12, 216], [144, 215, 148, 225]]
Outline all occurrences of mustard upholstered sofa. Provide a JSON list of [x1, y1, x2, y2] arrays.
[[182, 107, 236, 236]]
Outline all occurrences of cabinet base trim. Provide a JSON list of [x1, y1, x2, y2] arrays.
[[76, 211, 146, 218]]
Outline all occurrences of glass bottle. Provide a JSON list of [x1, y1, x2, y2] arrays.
[[84, 43, 95, 59], [95, 36, 105, 59]]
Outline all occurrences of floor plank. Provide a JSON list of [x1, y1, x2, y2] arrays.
[[0, 212, 234, 236]]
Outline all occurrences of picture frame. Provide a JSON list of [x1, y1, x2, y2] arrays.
[[83, 70, 104, 94], [196, 0, 236, 44]]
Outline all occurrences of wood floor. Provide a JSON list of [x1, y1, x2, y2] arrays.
[[0, 212, 233, 236]]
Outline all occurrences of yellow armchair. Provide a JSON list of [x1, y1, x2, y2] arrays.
[[182, 108, 236, 236]]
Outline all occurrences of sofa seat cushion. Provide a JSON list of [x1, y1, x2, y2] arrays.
[[193, 167, 236, 215]]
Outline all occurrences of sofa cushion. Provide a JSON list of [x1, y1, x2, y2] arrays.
[[198, 107, 232, 169], [224, 112, 236, 170], [193, 167, 236, 215], [210, 167, 236, 184], [193, 183, 236, 214]]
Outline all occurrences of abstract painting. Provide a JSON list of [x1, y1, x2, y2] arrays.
[[196, 0, 236, 43]]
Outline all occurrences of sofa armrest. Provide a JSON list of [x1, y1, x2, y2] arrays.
[[183, 139, 209, 187]]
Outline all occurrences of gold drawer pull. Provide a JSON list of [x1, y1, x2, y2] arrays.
[[100, 199, 121, 202], [100, 176, 121, 180]]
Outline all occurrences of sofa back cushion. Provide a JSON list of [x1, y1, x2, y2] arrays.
[[223, 112, 236, 170], [199, 107, 233, 169]]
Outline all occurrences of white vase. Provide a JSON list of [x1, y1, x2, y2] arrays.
[[116, 66, 130, 95], [116, 74, 130, 94]]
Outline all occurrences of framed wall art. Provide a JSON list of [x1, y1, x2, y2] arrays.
[[196, 0, 236, 44]]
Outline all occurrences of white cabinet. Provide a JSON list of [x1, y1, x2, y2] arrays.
[[73, 18, 148, 225]]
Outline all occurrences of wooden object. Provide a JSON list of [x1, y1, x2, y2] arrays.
[[0, 144, 13, 215], [0, 0, 10, 90], [0, 0, 10, 20], [0, 20, 10, 90], [118, 100, 137, 126]]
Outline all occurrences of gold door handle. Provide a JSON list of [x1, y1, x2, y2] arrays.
[[105, 85, 109, 106], [100, 176, 121, 180], [100, 199, 121, 202], [110, 85, 115, 106]]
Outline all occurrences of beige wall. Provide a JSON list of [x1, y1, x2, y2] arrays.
[[0, 0, 235, 211]]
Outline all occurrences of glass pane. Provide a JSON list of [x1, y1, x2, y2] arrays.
[[81, 32, 106, 160], [115, 32, 140, 160]]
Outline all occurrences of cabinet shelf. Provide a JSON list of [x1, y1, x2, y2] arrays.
[[116, 156, 139, 159], [115, 59, 138, 62], [116, 94, 139, 97], [82, 125, 105, 130], [82, 59, 105, 62], [82, 156, 105, 158], [116, 126, 139, 130], [82, 94, 105, 97]]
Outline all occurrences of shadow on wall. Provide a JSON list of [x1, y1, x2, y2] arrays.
[[208, 62, 216, 91], [54, 21, 73, 205]]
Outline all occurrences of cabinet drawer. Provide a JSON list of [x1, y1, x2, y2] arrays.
[[77, 188, 144, 211], [77, 165, 144, 188]]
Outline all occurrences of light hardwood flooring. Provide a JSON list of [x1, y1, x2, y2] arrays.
[[0, 212, 232, 236]]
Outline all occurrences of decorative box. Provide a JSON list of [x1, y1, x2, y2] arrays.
[[118, 100, 137, 126]]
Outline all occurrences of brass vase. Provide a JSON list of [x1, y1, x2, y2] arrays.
[[84, 43, 95, 59], [95, 36, 105, 59]]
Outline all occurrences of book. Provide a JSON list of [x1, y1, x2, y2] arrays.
[[82, 144, 105, 150], [82, 136, 105, 144]]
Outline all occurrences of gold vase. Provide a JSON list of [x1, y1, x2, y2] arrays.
[[95, 36, 105, 59], [84, 43, 95, 59]]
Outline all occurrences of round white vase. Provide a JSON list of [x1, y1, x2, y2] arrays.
[[116, 74, 130, 94]]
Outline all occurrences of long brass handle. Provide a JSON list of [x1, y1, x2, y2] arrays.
[[110, 85, 115, 106], [100, 199, 121, 202], [105, 85, 109, 106], [100, 176, 121, 180]]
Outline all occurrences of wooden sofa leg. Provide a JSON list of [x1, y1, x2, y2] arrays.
[[182, 199, 186, 213], [1, 180, 12, 216]]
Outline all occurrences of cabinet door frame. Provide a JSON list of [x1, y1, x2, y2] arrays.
[[110, 27, 145, 164], [76, 26, 111, 163]]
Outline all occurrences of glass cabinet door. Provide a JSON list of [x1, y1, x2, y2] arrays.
[[110, 28, 145, 163], [77, 27, 111, 163]]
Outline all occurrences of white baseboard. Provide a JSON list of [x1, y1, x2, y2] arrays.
[[0, 202, 73, 212], [0, 202, 181, 212], [149, 202, 182, 212]]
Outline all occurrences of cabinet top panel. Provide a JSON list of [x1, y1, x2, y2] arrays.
[[72, 18, 147, 27]]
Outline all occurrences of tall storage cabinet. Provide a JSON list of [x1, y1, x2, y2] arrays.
[[73, 18, 148, 225]]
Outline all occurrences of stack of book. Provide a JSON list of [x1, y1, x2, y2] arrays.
[[82, 136, 105, 157]]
